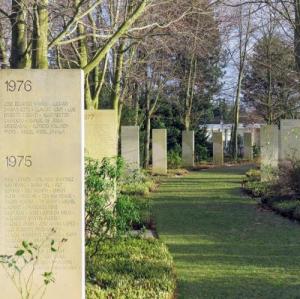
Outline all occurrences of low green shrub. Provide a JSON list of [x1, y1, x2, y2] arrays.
[[195, 144, 209, 162], [86, 238, 176, 299], [167, 150, 181, 169], [120, 168, 156, 196], [245, 168, 261, 182], [85, 157, 124, 251], [115, 195, 142, 232], [272, 200, 300, 215], [244, 181, 271, 197]]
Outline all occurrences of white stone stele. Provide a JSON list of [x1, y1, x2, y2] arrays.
[[0, 70, 84, 299], [85, 110, 118, 161], [213, 132, 224, 165], [260, 125, 279, 181], [182, 130, 195, 167], [152, 129, 167, 174], [121, 126, 140, 169], [243, 132, 253, 160], [279, 119, 300, 161]]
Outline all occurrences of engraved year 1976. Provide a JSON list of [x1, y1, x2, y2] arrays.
[[5, 80, 32, 92]]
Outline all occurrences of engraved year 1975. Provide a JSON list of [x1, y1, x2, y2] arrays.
[[5, 155, 32, 168]]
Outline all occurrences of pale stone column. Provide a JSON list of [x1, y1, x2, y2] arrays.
[[213, 132, 224, 165], [244, 132, 253, 160], [85, 110, 118, 161], [152, 129, 167, 174], [85, 110, 118, 207], [0, 70, 84, 299], [121, 126, 140, 169], [260, 125, 279, 181], [182, 130, 195, 167], [280, 119, 300, 161]]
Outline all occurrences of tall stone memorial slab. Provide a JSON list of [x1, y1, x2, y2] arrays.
[[182, 130, 194, 167], [152, 129, 167, 174], [260, 125, 279, 181], [213, 132, 223, 165], [244, 132, 253, 160], [280, 120, 300, 161], [0, 70, 84, 299], [85, 110, 118, 161], [121, 126, 140, 169]]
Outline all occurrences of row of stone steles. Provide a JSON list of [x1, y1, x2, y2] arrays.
[[121, 127, 195, 174], [261, 120, 300, 181], [212, 130, 257, 165]]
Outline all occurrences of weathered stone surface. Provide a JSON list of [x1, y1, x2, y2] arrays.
[[85, 110, 118, 161], [213, 132, 223, 165], [182, 130, 194, 167], [244, 132, 253, 160], [280, 119, 300, 161], [253, 128, 261, 146], [0, 70, 84, 299], [121, 126, 140, 169], [152, 129, 167, 174], [260, 125, 279, 181]]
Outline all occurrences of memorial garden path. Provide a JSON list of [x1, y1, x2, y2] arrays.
[[151, 165, 300, 298]]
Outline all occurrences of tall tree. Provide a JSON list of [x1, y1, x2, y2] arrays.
[[243, 34, 299, 123]]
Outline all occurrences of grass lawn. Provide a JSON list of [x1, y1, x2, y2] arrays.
[[151, 165, 300, 299]]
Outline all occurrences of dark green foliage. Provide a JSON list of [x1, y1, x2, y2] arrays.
[[253, 145, 261, 159], [195, 127, 212, 161], [168, 149, 182, 169], [86, 238, 176, 299], [243, 168, 272, 197], [115, 195, 142, 232], [244, 181, 271, 197], [119, 168, 156, 196], [85, 157, 121, 249]]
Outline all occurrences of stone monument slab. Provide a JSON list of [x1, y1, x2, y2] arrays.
[[213, 132, 223, 165], [152, 129, 167, 174], [85, 110, 118, 161], [260, 125, 279, 181], [0, 70, 84, 299], [121, 126, 140, 169], [244, 132, 253, 160], [253, 128, 261, 147], [280, 119, 300, 161], [182, 130, 194, 167]]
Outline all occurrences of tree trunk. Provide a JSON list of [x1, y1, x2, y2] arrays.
[[144, 78, 151, 169], [232, 69, 243, 160], [10, 0, 29, 68], [295, 0, 300, 71], [134, 95, 139, 126], [32, 0, 49, 69], [144, 110, 151, 169], [0, 24, 9, 68], [112, 42, 125, 114], [83, 0, 147, 75]]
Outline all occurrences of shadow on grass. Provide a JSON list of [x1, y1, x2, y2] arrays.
[[152, 165, 300, 299]]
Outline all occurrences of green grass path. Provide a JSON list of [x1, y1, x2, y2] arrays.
[[151, 165, 300, 299]]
